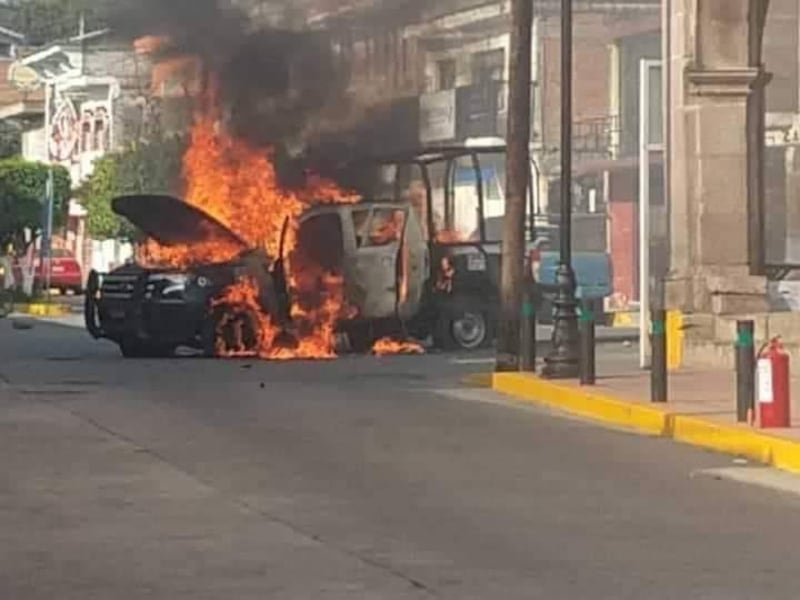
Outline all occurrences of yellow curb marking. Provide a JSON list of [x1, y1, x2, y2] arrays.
[[492, 373, 800, 475], [17, 303, 71, 317], [611, 312, 636, 328]]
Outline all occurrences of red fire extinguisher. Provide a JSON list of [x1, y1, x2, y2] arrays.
[[757, 337, 791, 429]]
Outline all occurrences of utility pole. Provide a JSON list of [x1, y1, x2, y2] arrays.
[[496, 0, 533, 372]]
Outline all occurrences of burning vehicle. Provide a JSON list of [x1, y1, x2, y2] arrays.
[[84, 190, 436, 359], [86, 184, 462, 359], [85, 194, 292, 358]]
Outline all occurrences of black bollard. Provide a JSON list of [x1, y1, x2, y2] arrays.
[[520, 280, 537, 372], [735, 320, 755, 423], [579, 299, 596, 385], [651, 308, 668, 403]]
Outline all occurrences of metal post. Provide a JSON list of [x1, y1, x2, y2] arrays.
[[542, 0, 580, 379], [651, 308, 668, 403], [579, 298, 596, 386], [639, 58, 651, 369], [520, 275, 537, 372], [736, 320, 755, 423], [43, 168, 54, 304]]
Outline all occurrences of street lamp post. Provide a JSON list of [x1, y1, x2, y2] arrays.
[[542, 0, 580, 379]]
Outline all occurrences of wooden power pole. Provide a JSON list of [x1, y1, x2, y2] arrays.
[[496, 0, 533, 372]]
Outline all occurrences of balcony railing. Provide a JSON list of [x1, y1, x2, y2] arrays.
[[572, 114, 620, 158]]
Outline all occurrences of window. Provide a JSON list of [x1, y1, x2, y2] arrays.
[[94, 118, 106, 152], [366, 209, 405, 247], [352, 209, 371, 248], [81, 120, 92, 152], [437, 59, 456, 91], [471, 49, 504, 84]]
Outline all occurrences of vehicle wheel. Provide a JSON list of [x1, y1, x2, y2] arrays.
[[206, 306, 261, 357], [119, 339, 175, 358], [435, 301, 493, 351], [84, 270, 102, 338]]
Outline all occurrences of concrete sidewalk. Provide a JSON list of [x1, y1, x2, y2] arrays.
[[493, 366, 800, 475]]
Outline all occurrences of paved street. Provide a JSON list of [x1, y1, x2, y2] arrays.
[[2, 319, 800, 599]]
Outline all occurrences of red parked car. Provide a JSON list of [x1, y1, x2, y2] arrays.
[[45, 248, 83, 294], [12, 248, 84, 294]]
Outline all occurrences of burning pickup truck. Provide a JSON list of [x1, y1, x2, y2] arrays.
[[85, 193, 432, 358]]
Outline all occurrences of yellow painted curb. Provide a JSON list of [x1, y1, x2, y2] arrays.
[[611, 311, 637, 327], [492, 373, 800, 475], [17, 303, 71, 317], [493, 373, 667, 435]]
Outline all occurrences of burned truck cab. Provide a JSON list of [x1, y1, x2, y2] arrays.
[[297, 201, 430, 349], [85, 195, 288, 358]]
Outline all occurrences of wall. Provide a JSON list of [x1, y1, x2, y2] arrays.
[[539, 11, 660, 159]]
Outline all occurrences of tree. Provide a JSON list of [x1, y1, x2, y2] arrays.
[[0, 158, 71, 255], [79, 133, 187, 241]]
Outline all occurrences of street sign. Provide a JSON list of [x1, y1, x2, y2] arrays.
[[419, 90, 456, 144]]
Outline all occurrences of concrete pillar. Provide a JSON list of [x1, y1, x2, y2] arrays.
[[666, 0, 771, 315]]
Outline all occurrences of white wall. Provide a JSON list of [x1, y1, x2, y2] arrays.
[[21, 126, 46, 162], [91, 239, 133, 273]]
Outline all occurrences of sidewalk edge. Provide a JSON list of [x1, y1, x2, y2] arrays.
[[492, 373, 800, 474]]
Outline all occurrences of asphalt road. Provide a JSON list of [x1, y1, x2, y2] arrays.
[[2, 319, 800, 599]]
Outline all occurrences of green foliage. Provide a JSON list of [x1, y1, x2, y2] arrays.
[[0, 158, 71, 255], [79, 134, 187, 241]]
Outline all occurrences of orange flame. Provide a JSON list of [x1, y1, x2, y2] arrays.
[[146, 83, 359, 360], [372, 337, 425, 356]]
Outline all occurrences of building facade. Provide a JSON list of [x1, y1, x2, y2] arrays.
[[1, 34, 153, 273]]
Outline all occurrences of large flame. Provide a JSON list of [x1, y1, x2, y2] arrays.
[[146, 90, 358, 360], [137, 34, 427, 360]]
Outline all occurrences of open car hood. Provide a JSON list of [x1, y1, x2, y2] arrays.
[[112, 194, 248, 250]]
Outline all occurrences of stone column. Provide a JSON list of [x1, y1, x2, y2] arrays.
[[666, 0, 771, 314]]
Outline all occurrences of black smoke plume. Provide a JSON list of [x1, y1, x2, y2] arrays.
[[109, 0, 349, 157]]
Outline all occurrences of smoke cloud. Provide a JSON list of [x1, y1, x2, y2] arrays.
[[110, 0, 350, 154]]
